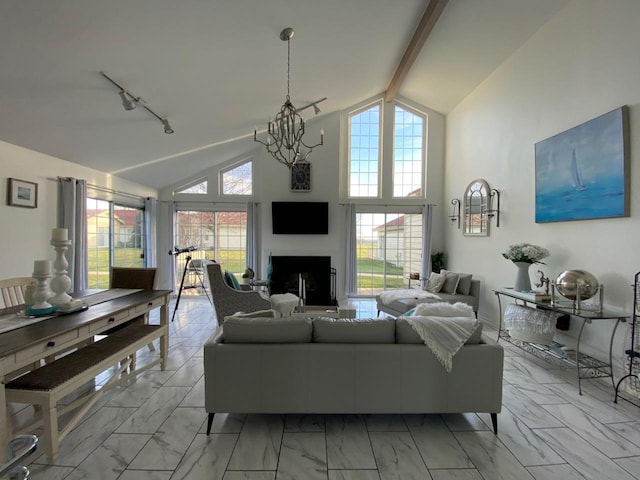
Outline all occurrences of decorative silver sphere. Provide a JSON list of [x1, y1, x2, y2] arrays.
[[555, 270, 599, 301]]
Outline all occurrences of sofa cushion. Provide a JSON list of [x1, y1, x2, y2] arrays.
[[441, 271, 460, 294], [223, 317, 312, 343], [441, 270, 473, 295], [396, 317, 483, 344], [313, 317, 396, 343], [414, 301, 474, 318], [425, 272, 446, 293]]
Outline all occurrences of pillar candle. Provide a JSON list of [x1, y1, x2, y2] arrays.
[[33, 259, 51, 275], [52, 228, 68, 241]]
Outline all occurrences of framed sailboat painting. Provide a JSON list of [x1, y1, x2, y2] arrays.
[[535, 106, 629, 223]]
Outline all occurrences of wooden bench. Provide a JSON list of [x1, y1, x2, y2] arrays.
[[5, 322, 166, 463]]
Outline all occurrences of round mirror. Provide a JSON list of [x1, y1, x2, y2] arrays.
[[463, 179, 490, 236]]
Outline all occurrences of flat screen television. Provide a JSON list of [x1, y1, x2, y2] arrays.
[[272, 202, 329, 234]]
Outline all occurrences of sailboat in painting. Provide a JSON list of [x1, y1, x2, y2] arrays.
[[571, 148, 587, 191]]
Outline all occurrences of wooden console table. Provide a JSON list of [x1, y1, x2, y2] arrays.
[[494, 288, 629, 395], [0, 289, 171, 450]]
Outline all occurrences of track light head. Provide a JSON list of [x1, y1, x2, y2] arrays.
[[313, 104, 321, 115], [118, 90, 137, 111], [162, 119, 174, 134]]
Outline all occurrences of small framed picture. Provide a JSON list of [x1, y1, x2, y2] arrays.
[[290, 162, 311, 192], [8, 178, 38, 208]]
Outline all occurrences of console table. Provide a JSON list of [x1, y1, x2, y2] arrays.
[[0, 289, 171, 451], [494, 288, 629, 395]]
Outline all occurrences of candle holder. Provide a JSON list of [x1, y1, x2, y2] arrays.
[[49, 238, 73, 305], [31, 271, 53, 313]]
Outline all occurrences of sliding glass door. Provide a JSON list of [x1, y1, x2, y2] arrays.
[[355, 212, 423, 295], [86, 198, 145, 288], [174, 210, 247, 293]]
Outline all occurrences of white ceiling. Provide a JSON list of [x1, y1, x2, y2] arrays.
[[0, 0, 568, 190]]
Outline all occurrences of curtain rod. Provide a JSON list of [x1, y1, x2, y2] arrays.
[[338, 203, 437, 207], [52, 177, 146, 201]]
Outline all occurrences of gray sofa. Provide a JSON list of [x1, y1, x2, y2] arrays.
[[376, 279, 481, 318], [203, 316, 503, 434]]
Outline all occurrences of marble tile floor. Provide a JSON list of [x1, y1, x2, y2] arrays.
[[6, 297, 640, 480]]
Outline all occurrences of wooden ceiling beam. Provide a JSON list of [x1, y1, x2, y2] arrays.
[[385, 0, 449, 103]]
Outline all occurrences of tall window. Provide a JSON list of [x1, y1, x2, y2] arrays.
[[347, 99, 426, 200], [349, 103, 381, 197], [394, 105, 424, 197], [356, 212, 423, 295], [87, 198, 145, 288], [174, 210, 247, 290]]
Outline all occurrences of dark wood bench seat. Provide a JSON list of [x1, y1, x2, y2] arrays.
[[5, 323, 165, 463]]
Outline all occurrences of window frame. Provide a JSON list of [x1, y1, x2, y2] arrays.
[[347, 99, 383, 199], [219, 159, 253, 197], [344, 96, 427, 203], [392, 101, 426, 198]]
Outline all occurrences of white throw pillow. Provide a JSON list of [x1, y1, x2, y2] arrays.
[[425, 272, 446, 293], [413, 301, 474, 318]]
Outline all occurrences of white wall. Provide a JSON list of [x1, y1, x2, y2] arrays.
[[445, 0, 640, 370], [0, 141, 156, 278]]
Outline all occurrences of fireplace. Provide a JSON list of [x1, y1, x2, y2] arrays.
[[270, 256, 334, 306]]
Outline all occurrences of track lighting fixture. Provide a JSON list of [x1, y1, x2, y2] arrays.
[[100, 71, 174, 134], [118, 90, 137, 110]]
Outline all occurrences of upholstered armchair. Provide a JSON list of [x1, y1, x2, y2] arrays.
[[206, 262, 271, 323]]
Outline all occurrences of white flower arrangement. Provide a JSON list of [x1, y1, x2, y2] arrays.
[[502, 243, 549, 264]]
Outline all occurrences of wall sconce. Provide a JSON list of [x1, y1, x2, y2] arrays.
[[449, 198, 461, 229], [487, 189, 501, 227]]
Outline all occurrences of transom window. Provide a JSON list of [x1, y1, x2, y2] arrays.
[[347, 99, 426, 200], [176, 179, 208, 195], [221, 161, 252, 195]]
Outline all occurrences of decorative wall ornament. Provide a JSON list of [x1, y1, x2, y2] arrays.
[[535, 106, 629, 223], [290, 162, 311, 191]]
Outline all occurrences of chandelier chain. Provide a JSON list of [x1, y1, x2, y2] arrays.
[[253, 27, 324, 167], [286, 35, 291, 101]]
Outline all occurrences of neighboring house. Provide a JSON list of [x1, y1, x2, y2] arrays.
[[86, 209, 141, 249]]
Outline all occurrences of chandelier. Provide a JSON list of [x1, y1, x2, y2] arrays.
[[254, 27, 325, 167]]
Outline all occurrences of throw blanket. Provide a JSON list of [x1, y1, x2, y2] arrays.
[[378, 289, 440, 305], [404, 315, 480, 373], [504, 304, 559, 334]]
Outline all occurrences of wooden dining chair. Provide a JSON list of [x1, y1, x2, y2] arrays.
[[110, 267, 157, 290], [0, 277, 35, 312], [107, 267, 158, 353]]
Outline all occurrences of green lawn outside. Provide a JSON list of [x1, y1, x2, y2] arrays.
[[357, 275, 405, 289], [357, 258, 403, 275], [87, 248, 407, 290]]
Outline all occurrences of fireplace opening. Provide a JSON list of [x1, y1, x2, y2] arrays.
[[270, 256, 334, 306]]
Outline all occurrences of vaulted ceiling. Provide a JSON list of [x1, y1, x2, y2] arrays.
[[0, 0, 568, 190]]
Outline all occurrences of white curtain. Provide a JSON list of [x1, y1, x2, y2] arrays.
[[421, 204, 434, 285], [344, 203, 357, 297], [156, 201, 176, 291], [144, 197, 157, 267], [57, 177, 87, 293], [246, 202, 259, 273]]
